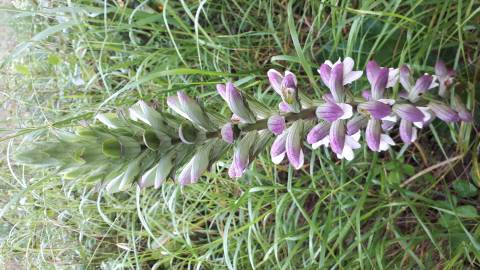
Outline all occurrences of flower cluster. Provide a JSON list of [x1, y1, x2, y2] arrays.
[[165, 58, 472, 184]]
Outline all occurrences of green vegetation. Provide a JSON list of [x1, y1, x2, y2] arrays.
[[1, 0, 479, 268]]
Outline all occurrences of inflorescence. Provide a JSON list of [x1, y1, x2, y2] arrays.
[[16, 58, 473, 192]]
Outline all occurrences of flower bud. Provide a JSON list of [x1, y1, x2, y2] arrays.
[[267, 115, 286, 135], [221, 123, 235, 144]]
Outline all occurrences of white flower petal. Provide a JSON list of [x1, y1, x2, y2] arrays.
[[343, 71, 363, 85], [312, 136, 330, 149], [411, 127, 418, 143], [271, 152, 286, 164], [351, 131, 361, 141], [338, 145, 354, 161], [324, 60, 334, 67], [382, 114, 397, 122], [387, 68, 399, 88], [343, 57, 354, 74], [337, 103, 353, 119], [378, 98, 395, 105]]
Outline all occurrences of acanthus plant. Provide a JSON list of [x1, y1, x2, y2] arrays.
[[16, 59, 473, 192]]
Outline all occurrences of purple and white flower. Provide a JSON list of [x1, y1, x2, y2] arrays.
[[392, 103, 427, 144], [318, 57, 363, 101], [435, 60, 455, 97], [270, 120, 304, 169], [267, 69, 301, 113], [314, 58, 362, 159], [399, 65, 438, 103], [360, 61, 397, 152]]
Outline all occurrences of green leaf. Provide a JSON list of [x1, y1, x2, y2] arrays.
[[456, 205, 478, 218], [452, 180, 478, 198]]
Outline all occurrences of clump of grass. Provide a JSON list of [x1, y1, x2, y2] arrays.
[[1, 0, 479, 268]]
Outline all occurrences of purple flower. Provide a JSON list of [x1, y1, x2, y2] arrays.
[[307, 122, 330, 149], [428, 102, 460, 122], [228, 132, 257, 178], [217, 82, 256, 123], [307, 121, 361, 160], [435, 60, 455, 97], [318, 57, 363, 102], [285, 120, 304, 169], [270, 121, 304, 169], [365, 119, 395, 152], [316, 102, 353, 122], [267, 115, 286, 135], [267, 69, 301, 113], [358, 101, 392, 120], [178, 147, 211, 185], [365, 60, 399, 99], [167, 91, 216, 131], [346, 115, 368, 135], [359, 61, 397, 152], [270, 131, 287, 165], [454, 96, 473, 122], [393, 104, 425, 122], [399, 65, 438, 102], [221, 123, 235, 144], [326, 120, 361, 160], [399, 119, 417, 144]]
